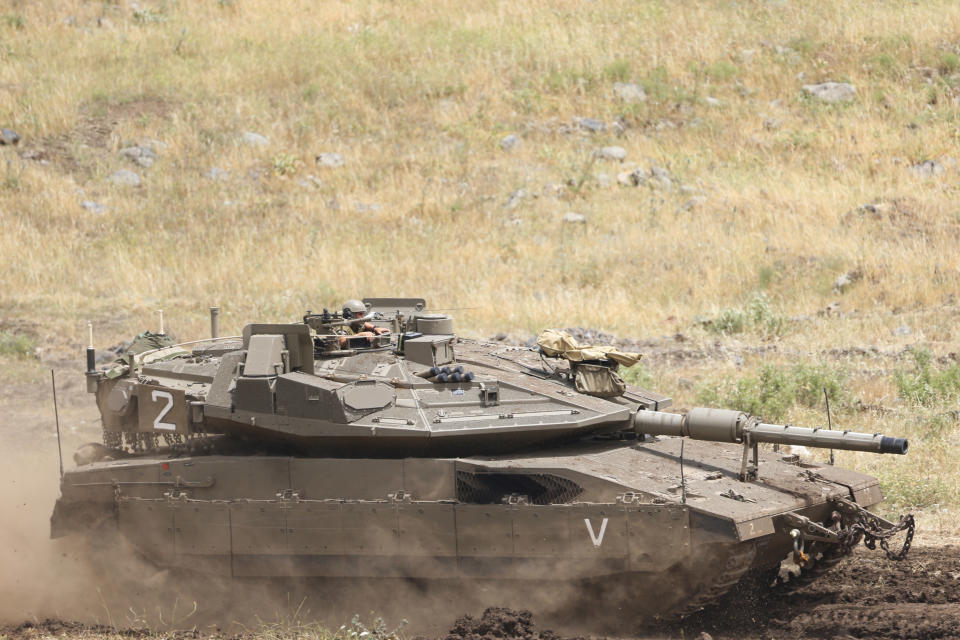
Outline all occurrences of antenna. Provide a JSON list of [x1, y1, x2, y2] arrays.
[[824, 386, 835, 466], [680, 439, 687, 505], [51, 369, 64, 478]]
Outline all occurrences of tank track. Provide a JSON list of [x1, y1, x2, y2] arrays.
[[670, 542, 758, 620]]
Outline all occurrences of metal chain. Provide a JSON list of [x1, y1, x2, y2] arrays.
[[852, 513, 915, 561]]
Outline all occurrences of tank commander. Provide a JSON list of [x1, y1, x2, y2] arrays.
[[339, 299, 389, 346]]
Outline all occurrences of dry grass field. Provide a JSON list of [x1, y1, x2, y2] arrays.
[[2, 0, 960, 634]]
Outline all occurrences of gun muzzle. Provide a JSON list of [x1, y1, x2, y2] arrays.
[[633, 407, 908, 455]]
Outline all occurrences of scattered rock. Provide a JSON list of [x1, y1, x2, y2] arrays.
[[893, 325, 912, 336], [833, 269, 862, 293], [542, 183, 565, 198], [80, 201, 107, 215], [242, 131, 269, 147], [297, 174, 322, 189], [763, 118, 783, 131], [678, 377, 695, 390], [119, 145, 156, 168], [909, 159, 945, 179], [704, 96, 722, 107], [499, 134, 519, 151], [857, 201, 895, 216], [595, 173, 611, 188], [649, 166, 672, 190], [833, 274, 852, 292], [503, 217, 523, 227], [354, 202, 382, 213], [739, 49, 756, 63], [617, 167, 646, 187], [612, 82, 647, 103], [505, 188, 528, 209], [595, 146, 627, 162], [19, 148, 45, 162], [206, 167, 230, 181], [108, 169, 141, 187], [562, 212, 587, 224], [576, 117, 606, 133], [326, 198, 341, 211], [0, 128, 20, 145], [802, 82, 856, 103], [315, 152, 345, 168], [677, 196, 707, 212], [651, 166, 670, 179]]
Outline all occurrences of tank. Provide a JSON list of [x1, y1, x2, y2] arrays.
[[51, 298, 915, 621]]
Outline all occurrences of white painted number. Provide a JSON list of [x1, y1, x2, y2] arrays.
[[584, 517, 609, 548], [151, 390, 176, 431]]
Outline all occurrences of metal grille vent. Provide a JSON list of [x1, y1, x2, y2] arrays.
[[456, 471, 583, 505]]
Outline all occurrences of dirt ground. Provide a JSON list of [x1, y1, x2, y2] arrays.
[[3, 544, 960, 640], [1, 343, 958, 640]]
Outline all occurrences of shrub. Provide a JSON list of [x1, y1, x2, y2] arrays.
[[704, 292, 789, 338], [602, 59, 631, 82], [879, 471, 952, 509], [696, 361, 849, 422], [621, 361, 655, 388], [894, 347, 960, 406], [0, 331, 37, 358]]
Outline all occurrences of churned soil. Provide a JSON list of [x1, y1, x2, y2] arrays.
[[4, 545, 959, 640], [676, 543, 960, 640]]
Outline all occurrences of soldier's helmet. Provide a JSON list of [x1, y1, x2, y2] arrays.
[[342, 299, 366, 319]]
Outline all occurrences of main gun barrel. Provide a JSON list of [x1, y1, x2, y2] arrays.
[[633, 407, 908, 455]]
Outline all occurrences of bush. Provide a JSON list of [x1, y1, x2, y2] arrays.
[[893, 347, 960, 406], [879, 471, 952, 509], [704, 292, 789, 338], [0, 331, 36, 359], [621, 361, 655, 388], [696, 361, 849, 422]]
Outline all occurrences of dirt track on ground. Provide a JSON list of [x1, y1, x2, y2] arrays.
[[2, 544, 958, 640]]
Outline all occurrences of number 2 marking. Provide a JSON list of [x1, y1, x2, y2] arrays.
[[585, 517, 609, 548], [151, 390, 176, 431]]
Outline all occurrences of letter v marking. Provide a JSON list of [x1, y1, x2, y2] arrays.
[[584, 517, 609, 548]]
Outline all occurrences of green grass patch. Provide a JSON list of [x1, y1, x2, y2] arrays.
[[878, 469, 954, 509], [704, 60, 738, 81], [696, 361, 849, 422], [603, 59, 631, 82], [894, 347, 960, 406], [0, 331, 36, 359], [939, 52, 960, 75], [621, 361, 655, 389], [702, 292, 789, 338]]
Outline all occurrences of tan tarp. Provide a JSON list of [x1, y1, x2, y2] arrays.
[[536, 329, 641, 367]]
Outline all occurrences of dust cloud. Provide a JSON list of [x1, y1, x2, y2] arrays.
[[0, 437, 565, 634]]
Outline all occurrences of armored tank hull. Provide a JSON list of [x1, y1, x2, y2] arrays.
[[51, 299, 913, 621]]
